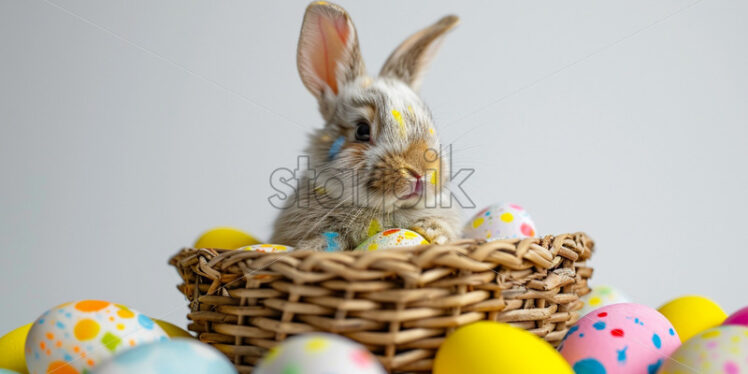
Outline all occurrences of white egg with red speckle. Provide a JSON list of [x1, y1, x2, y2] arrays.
[[25, 300, 168, 374], [463, 203, 536, 240], [238, 244, 294, 253], [355, 228, 429, 251], [254, 333, 386, 374]]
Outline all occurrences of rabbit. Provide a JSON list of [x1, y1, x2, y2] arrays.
[[270, 1, 462, 251]]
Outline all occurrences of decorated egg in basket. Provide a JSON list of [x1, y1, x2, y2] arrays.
[[25, 300, 168, 374], [254, 333, 386, 374], [559, 303, 680, 374], [463, 203, 536, 240], [238, 244, 294, 253], [355, 228, 428, 251]]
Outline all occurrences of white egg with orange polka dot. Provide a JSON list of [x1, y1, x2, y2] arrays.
[[463, 203, 537, 240], [238, 244, 294, 253], [25, 300, 168, 374], [578, 285, 631, 317], [254, 333, 386, 374], [355, 228, 428, 251]]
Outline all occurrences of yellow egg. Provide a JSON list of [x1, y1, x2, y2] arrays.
[[193, 227, 260, 249], [658, 295, 727, 342], [434, 321, 573, 374], [0, 323, 31, 374], [153, 319, 193, 339]]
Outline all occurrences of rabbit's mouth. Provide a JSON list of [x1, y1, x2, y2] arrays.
[[399, 172, 425, 200]]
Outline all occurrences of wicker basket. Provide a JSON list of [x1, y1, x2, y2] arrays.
[[169, 233, 594, 373]]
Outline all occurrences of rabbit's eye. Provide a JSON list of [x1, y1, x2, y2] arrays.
[[354, 122, 371, 142]]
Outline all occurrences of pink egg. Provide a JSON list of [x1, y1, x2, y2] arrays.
[[559, 303, 680, 374], [723, 305, 748, 327]]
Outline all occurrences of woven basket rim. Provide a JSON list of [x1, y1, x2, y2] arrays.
[[170, 232, 593, 272]]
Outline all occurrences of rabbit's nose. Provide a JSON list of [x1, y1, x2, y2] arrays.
[[405, 168, 422, 180]]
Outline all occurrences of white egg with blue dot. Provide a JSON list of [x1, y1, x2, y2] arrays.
[[91, 338, 236, 374]]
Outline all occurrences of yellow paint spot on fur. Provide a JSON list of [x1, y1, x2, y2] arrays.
[[407, 105, 414, 113], [430, 170, 438, 185], [429, 127, 435, 135], [392, 109, 406, 138], [315, 186, 326, 195], [367, 219, 382, 237]]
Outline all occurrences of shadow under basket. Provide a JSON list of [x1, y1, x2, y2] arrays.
[[169, 233, 594, 373]]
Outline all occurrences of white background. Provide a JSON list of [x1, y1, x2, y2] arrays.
[[1, 0, 747, 333]]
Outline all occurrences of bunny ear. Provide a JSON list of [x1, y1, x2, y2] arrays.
[[379, 15, 459, 91], [297, 2, 366, 100]]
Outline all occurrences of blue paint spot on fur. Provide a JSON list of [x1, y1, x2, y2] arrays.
[[328, 136, 345, 160], [593, 321, 606, 330], [652, 333, 661, 349], [323, 232, 340, 252], [573, 358, 607, 374]]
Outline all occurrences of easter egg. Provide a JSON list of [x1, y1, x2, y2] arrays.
[[0, 323, 31, 373], [463, 203, 536, 240], [194, 227, 260, 249], [578, 285, 631, 317], [723, 305, 748, 328], [254, 333, 385, 374], [25, 300, 168, 374], [355, 228, 428, 251], [559, 303, 680, 374], [658, 295, 727, 342], [434, 321, 572, 374], [658, 325, 748, 374], [238, 244, 294, 253], [153, 319, 193, 339], [91, 338, 235, 374]]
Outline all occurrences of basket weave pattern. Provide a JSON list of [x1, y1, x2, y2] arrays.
[[170, 233, 594, 373]]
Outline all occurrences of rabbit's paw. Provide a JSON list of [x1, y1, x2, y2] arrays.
[[410, 217, 455, 245]]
